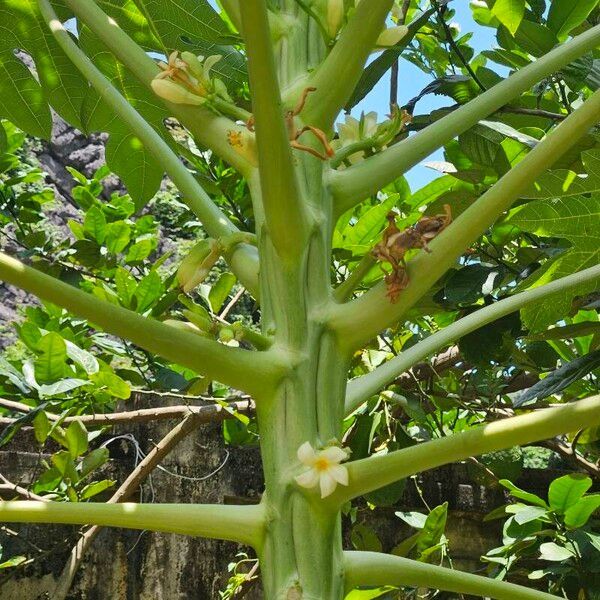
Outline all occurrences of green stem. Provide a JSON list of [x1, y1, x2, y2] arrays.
[[302, 0, 394, 130], [0, 501, 264, 547], [0, 252, 282, 397], [336, 394, 600, 503], [330, 24, 600, 211], [345, 264, 600, 414], [239, 0, 306, 260], [39, 0, 259, 297], [62, 0, 254, 177], [219, 0, 243, 33], [333, 254, 376, 303], [344, 552, 560, 600], [329, 88, 600, 350]]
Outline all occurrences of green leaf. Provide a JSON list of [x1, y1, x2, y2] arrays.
[[509, 195, 600, 331], [564, 494, 600, 528], [90, 371, 131, 400], [32, 410, 50, 444], [514, 350, 600, 407], [0, 0, 87, 133], [443, 264, 502, 305], [0, 554, 26, 569], [38, 378, 90, 398], [34, 332, 67, 384], [513, 20, 558, 57], [104, 220, 132, 254], [395, 511, 428, 529], [52, 450, 79, 483], [84, 206, 108, 244], [510, 504, 549, 525], [416, 503, 448, 561], [126, 239, 154, 263], [65, 420, 89, 459], [134, 270, 164, 313], [80, 479, 115, 500], [499, 479, 549, 508], [115, 267, 138, 307], [80, 447, 110, 478], [209, 272, 236, 313], [492, 0, 526, 35], [342, 196, 398, 248], [548, 473, 592, 514], [547, 0, 600, 41], [525, 151, 600, 199], [539, 541, 575, 562], [350, 523, 383, 552], [65, 340, 99, 375]]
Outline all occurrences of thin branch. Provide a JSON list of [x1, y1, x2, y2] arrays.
[[333, 255, 376, 303], [334, 394, 600, 504], [538, 439, 599, 479], [344, 264, 600, 413], [239, 0, 307, 259], [329, 88, 600, 350], [303, 0, 395, 130], [344, 551, 560, 600], [38, 0, 259, 298], [330, 24, 600, 211], [0, 474, 49, 503], [0, 253, 284, 397], [0, 400, 254, 427], [433, 0, 486, 92]]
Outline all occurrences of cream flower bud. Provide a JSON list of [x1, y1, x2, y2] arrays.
[[177, 239, 220, 292], [295, 441, 349, 498], [376, 25, 409, 48], [151, 78, 206, 106], [326, 0, 345, 38]]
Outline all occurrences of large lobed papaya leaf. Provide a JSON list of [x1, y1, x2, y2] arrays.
[[0, 0, 247, 208]]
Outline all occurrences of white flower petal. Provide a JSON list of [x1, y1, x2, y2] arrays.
[[297, 441, 317, 465], [321, 446, 347, 464], [329, 464, 349, 486], [295, 468, 320, 489], [319, 472, 337, 498]]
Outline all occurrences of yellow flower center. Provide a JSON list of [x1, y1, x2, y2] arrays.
[[314, 457, 331, 472]]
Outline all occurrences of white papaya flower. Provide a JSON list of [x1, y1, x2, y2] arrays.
[[295, 441, 349, 498]]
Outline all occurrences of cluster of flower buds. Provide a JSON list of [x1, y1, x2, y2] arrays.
[[333, 106, 412, 165], [151, 51, 232, 107], [176, 238, 221, 293]]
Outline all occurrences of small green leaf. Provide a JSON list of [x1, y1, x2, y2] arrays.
[[126, 239, 154, 263], [539, 541, 575, 562], [209, 272, 236, 313], [52, 450, 79, 483], [350, 523, 383, 552], [499, 480, 549, 508], [32, 411, 50, 444], [80, 448, 110, 478], [80, 479, 115, 500], [492, 0, 525, 36], [564, 494, 600, 528], [547, 0, 599, 41], [65, 421, 89, 459], [134, 270, 164, 313], [104, 220, 132, 254], [548, 473, 592, 514], [84, 206, 108, 244], [90, 371, 131, 400], [34, 332, 67, 384]]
